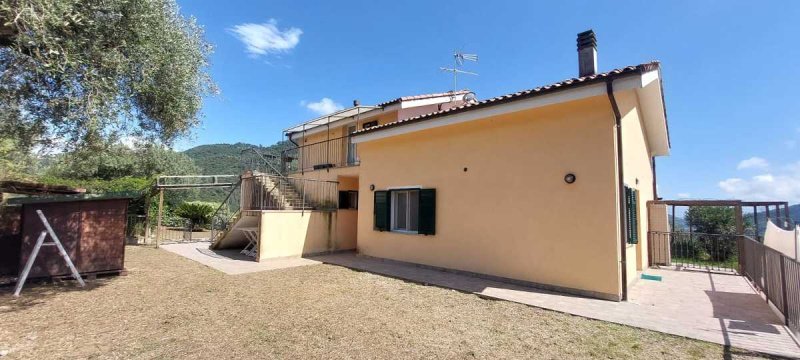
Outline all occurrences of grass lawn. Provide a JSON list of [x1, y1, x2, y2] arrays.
[[0, 246, 767, 359]]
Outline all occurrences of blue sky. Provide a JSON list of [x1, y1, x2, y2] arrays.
[[175, 0, 800, 203]]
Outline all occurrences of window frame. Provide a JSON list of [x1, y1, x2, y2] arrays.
[[362, 120, 379, 129], [390, 189, 420, 234]]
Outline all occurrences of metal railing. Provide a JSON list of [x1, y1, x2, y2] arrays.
[[209, 180, 242, 243], [241, 174, 338, 211], [281, 135, 359, 173], [240, 147, 284, 176], [649, 231, 740, 272], [741, 235, 800, 337]]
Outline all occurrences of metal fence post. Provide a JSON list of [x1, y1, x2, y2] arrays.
[[781, 255, 789, 325], [735, 204, 744, 274], [764, 248, 770, 303]]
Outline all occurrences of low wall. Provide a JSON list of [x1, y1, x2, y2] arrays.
[[257, 210, 354, 261], [648, 203, 671, 265]]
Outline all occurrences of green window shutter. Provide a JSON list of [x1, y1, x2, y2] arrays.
[[624, 187, 639, 244], [418, 189, 436, 235], [624, 186, 632, 244], [630, 189, 639, 244], [374, 190, 390, 231]]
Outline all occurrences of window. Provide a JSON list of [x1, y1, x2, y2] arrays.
[[374, 188, 435, 235], [338, 191, 358, 210], [362, 120, 378, 129], [625, 186, 639, 244], [392, 190, 419, 232]]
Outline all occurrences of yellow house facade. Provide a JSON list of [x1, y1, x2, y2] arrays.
[[215, 31, 670, 301]]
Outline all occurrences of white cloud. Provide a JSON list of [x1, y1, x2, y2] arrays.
[[229, 19, 302, 57], [677, 193, 691, 199], [303, 98, 343, 115], [719, 165, 800, 203], [736, 156, 769, 170]]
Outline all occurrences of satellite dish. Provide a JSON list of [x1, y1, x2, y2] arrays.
[[463, 92, 478, 103]]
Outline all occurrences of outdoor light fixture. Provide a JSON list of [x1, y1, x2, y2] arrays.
[[369, 184, 375, 191], [564, 173, 576, 184]]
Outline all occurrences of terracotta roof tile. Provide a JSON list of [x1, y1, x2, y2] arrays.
[[354, 61, 661, 136]]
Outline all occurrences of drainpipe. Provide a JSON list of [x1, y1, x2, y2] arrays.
[[652, 157, 658, 200], [606, 79, 628, 301]]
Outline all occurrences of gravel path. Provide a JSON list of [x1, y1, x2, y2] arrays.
[[0, 246, 768, 359]]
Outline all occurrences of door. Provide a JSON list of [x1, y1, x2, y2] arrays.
[[346, 125, 358, 165]]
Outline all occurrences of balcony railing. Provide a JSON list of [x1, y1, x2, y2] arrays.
[[281, 135, 359, 173]]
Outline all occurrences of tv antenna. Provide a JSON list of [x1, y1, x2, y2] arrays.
[[440, 51, 478, 92]]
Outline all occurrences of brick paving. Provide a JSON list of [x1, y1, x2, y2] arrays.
[[311, 252, 800, 358]]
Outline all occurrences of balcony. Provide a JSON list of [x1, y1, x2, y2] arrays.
[[281, 135, 359, 173]]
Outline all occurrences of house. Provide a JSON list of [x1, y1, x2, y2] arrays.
[[213, 30, 669, 301]]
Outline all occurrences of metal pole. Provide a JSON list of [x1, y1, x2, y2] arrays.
[[735, 205, 744, 274], [753, 205, 758, 241], [156, 189, 164, 249], [781, 255, 789, 324]]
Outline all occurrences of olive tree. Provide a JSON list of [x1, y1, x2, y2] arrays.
[[0, 0, 217, 153]]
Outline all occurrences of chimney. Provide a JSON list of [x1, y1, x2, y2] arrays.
[[577, 30, 597, 77], [353, 99, 360, 107]]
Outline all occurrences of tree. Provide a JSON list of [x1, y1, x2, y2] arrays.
[[0, 0, 216, 153], [0, 136, 36, 179], [684, 206, 750, 262], [45, 143, 198, 180]]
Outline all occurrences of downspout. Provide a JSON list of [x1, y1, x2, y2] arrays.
[[286, 132, 300, 147], [606, 79, 628, 301], [652, 157, 658, 200]]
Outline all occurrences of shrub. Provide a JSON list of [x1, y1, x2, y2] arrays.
[[174, 201, 218, 230]]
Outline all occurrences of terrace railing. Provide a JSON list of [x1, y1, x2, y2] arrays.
[[740, 235, 800, 337], [649, 231, 740, 273], [281, 135, 358, 173]]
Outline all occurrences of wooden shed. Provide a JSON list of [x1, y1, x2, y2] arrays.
[[3, 196, 130, 279]]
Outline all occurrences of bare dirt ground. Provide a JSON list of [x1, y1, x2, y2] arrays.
[[0, 246, 769, 359]]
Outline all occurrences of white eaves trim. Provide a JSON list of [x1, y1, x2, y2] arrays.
[[353, 73, 647, 145]]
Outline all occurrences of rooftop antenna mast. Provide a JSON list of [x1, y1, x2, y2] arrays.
[[440, 51, 478, 92]]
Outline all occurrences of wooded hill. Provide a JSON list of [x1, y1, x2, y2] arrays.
[[182, 141, 292, 175]]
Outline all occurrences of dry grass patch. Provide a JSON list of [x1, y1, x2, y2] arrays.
[[0, 246, 769, 359]]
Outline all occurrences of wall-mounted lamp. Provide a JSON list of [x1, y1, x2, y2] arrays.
[[369, 184, 375, 191], [564, 173, 577, 184]]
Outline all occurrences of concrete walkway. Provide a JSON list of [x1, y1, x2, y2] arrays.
[[311, 252, 800, 358], [160, 242, 320, 275]]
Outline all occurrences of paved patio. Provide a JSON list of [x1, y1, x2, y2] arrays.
[[310, 252, 800, 358], [160, 242, 320, 275]]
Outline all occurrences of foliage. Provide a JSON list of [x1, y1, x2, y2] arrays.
[[36, 175, 151, 194], [174, 201, 217, 229], [0, 0, 217, 153], [0, 136, 36, 180], [46, 143, 198, 180], [684, 206, 743, 262]]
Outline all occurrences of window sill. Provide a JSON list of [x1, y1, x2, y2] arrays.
[[390, 229, 419, 235]]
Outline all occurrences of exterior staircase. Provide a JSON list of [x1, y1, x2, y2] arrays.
[[251, 172, 314, 210]]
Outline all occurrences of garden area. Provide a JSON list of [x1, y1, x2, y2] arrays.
[[0, 246, 769, 359]]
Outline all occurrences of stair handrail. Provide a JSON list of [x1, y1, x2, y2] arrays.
[[209, 178, 242, 242], [240, 146, 285, 178]]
